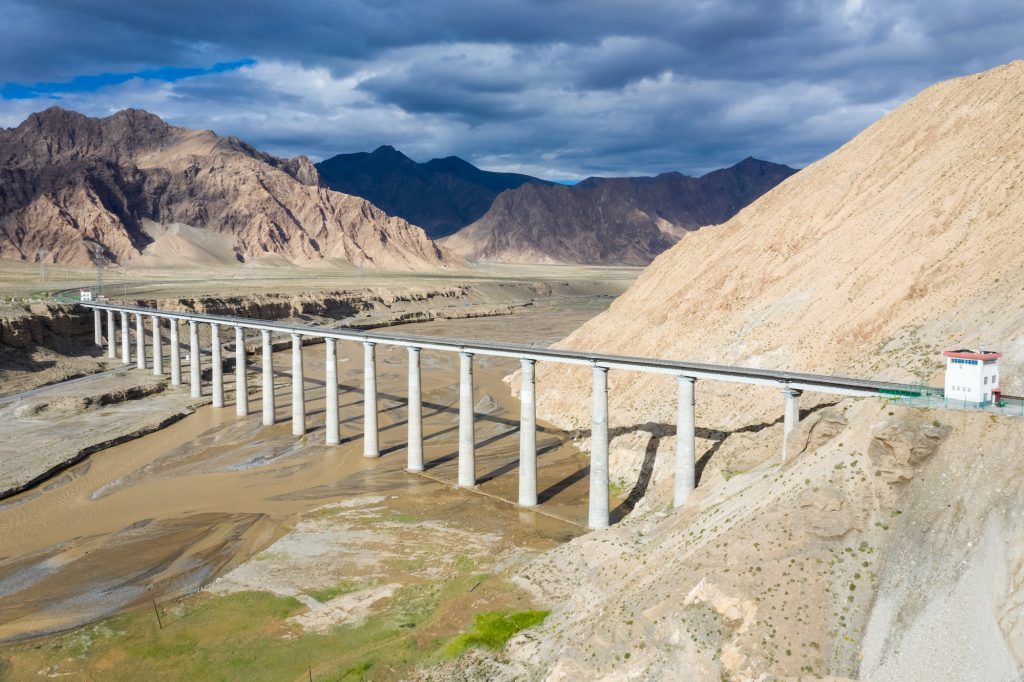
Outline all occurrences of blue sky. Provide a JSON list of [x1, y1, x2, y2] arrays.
[[1, 0, 1022, 180]]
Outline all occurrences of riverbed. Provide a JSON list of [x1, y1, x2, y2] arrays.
[[0, 299, 612, 643]]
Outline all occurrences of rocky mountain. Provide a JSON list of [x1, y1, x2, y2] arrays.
[[481, 61, 1024, 679], [0, 107, 462, 269], [441, 158, 797, 265], [315, 146, 551, 238]]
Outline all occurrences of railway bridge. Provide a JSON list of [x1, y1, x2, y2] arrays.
[[85, 302, 944, 529]]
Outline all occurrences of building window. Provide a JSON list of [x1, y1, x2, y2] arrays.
[[984, 377, 988, 384]]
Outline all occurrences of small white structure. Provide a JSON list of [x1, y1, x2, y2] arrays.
[[79, 289, 93, 302], [944, 349, 1001, 406]]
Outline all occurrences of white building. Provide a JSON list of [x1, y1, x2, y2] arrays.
[[79, 289, 93, 302], [943, 349, 1001, 406]]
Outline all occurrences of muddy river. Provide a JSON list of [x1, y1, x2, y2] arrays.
[[0, 301, 613, 642]]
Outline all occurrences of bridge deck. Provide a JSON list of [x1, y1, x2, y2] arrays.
[[84, 302, 930, 400]]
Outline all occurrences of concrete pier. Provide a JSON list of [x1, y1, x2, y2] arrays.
[[151, 315, 162, 375], [407, 347, 423, 471], [169, 319, 181, 385], [189, 321, 201, 398], [781, 387, 802, 463], [135, 314, 146, 370], [94, 309, 102, 346], [291, 334, 305, 436], [211, 323, 224, 408], [120, 311, 130, 365], [518, 358, 538, 506], [673, 375, 697, 508], [325, 338, 339, 445], [106, 310, 115, 358], [458, 351, 476, 487], [261, 330, 275, 426], [235, 326, 248, 416], [589, 365, 610, 529], [363, 342, 379, 457]]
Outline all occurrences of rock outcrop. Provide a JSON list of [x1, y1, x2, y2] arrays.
[[315, 145, 552, 239], [0, 108, 462, 270], [442, 158, 796, 265]]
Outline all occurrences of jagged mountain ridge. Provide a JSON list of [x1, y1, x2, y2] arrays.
[[0, 107, 461, 269], [441, 157, 797, 265], [315, 145, 552, 239]]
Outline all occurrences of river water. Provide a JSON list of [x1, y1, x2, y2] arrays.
[[0, 300, 611, 641]]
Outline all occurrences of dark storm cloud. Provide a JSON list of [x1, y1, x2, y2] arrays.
[[1, 0, 1023, 178]]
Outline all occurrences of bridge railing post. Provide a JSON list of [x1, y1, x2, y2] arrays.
[[261, 330, 275, 425], [781, 387, 802, 463], [407, 347, 423, 471], [325, 338, 340, 445], [519, 358, 537, 507], [189, 320, 201, 397], [363, 342, 379, 457], [151, 315, 162, 375], [673, 375, 697, 508], [291, 333, 305, 436], [235, 326, 248, 417], [458, 351, 476, 487], [589, 365, 610, 529]]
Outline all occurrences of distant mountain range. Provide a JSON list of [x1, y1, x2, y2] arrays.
[[0, 108, 460, 269], [316, 146, 552, 239], [442, 158, 797, 265]]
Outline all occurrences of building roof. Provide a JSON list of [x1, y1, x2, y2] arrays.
[[943, 349, 1002, 361]]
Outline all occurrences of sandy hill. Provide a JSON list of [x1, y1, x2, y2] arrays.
[[441, 158, 796, 265], [315, 145, 552, 239], [0, 108, 462, 270], [452, 61, 1024, 680]]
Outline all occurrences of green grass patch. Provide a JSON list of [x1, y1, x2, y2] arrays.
[[306, 580, 363, 604], [442, 610, 550, 658]]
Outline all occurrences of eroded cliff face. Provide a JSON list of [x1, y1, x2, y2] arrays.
[[0, 107, 462, 270], [450, 61, 1024, 680]]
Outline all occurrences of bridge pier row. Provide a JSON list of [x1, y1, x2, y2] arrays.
[[363, 342, 379, 457], [325, 338, 340, 445], [781, 387, 802, 463], [589, 365, 610, 530], [151, 316, 162, 375], [407, 347, 423, 471], [235, 326, 248, 417], [518, 358, 538, 507], [458, 351, 476, 488], [107, 310, 116, 358], [673, 376, 697, 508], [169, 319, 181, 385], [120, 312, 130, 365], [94, 309, 102, 346], [261, 330, 275, 425], [189, 321, 202, 398], [211, 323, 224, 408], [135, 314, 146, 370], [291, 334, 305, 436]]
